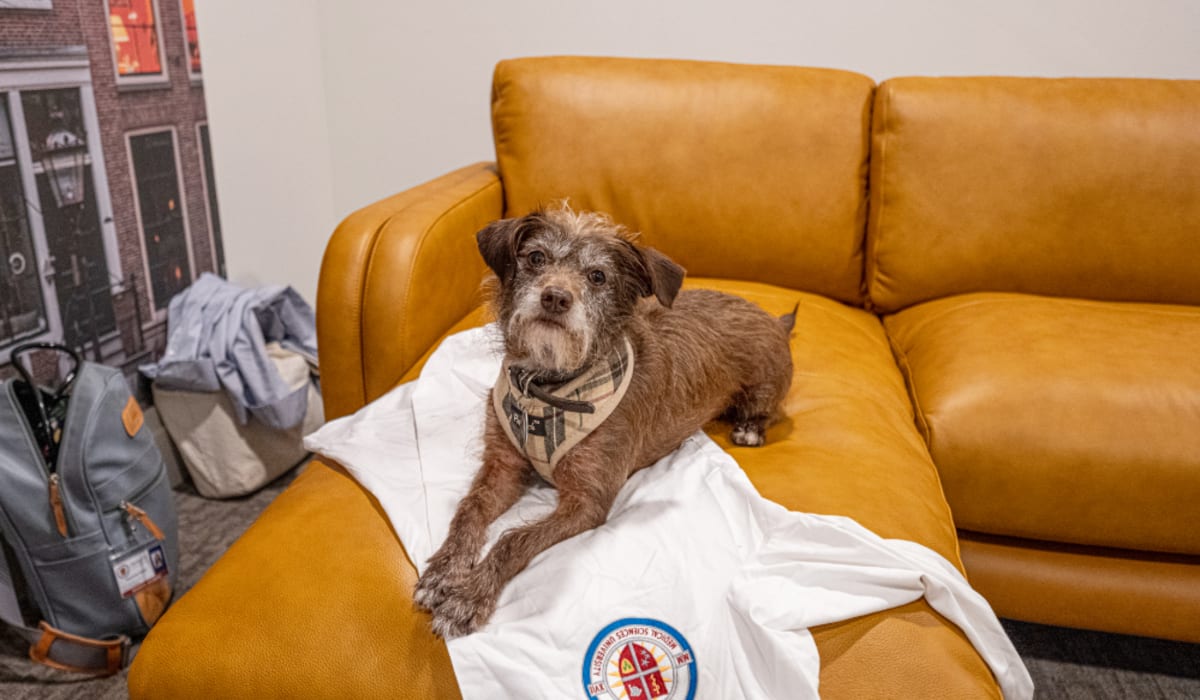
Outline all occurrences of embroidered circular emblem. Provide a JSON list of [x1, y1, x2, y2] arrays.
[[582, 618, 697, 699]]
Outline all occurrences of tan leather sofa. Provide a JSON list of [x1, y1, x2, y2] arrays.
[[128, 57, 1200, 698]]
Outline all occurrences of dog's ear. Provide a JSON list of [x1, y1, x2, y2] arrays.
[[476, 216, 534, 281], [623, 243, 685, 308]]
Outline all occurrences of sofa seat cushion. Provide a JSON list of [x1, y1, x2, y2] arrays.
[[131, 279, 1000, 698], [401, 278, 964, 567], [885, 292, 1200, 555], [687, 279, 964, 565]]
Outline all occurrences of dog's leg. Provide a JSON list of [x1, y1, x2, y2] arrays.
[[431, 447, 625, 637], [729, 381, 786, 447], [415, 409, 533, 613]]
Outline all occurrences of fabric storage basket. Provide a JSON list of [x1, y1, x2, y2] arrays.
[[152, 343, 323, 498]]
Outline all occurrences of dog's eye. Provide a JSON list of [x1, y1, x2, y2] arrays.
[[588, 270, 607, 286], [527, 250, 546, 267]]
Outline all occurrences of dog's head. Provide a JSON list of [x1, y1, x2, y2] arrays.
[[476, 204, 685, 377]]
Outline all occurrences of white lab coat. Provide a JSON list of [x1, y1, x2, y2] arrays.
[[304, 326, 1033, 699]]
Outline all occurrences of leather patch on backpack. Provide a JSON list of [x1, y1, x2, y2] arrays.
[[121, 396, 144, 437], [133, 576, 171, 626]]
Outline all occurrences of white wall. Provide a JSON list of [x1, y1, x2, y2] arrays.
[[198, 0, 1200, 303], [194, 0, 335, 303]]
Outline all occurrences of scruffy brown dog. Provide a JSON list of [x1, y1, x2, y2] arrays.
[[414, 204, 795, 637]]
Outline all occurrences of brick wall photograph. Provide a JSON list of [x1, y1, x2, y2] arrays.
[[0, 0, 223, 385]]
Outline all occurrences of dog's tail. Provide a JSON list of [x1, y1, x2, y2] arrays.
[[779, 302, 800, 334]]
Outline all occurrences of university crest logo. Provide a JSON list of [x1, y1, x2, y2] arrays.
[[582, 618, 697, 699]]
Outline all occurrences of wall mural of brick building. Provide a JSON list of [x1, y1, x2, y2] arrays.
[[0, 0, 222, 379]]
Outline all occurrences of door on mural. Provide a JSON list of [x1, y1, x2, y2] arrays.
[[129, 129, 191, 312], [0, 94, 59, 353], [20, 88, 115, 351]]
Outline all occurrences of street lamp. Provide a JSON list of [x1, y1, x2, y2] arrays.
[[40, 112, 103, 360], [41, 117, 87, 208]]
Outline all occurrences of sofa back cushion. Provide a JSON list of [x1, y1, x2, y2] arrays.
[[868, 77, 1200, 313], [492, 56, 874, 305]]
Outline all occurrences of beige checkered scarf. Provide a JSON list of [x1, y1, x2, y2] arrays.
[[493, 337, 635, 485]]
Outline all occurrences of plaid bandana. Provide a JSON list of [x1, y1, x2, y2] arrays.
[[493, 337, 635, 485]]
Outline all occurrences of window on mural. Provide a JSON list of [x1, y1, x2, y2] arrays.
[[130, 131, 191, 311], [182, 0, 201, 74], [109, 0, 164, 77]]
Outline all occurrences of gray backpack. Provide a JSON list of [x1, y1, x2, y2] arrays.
[[0, 344, 178, 675]]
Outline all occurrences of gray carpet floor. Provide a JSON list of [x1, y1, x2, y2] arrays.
[[1, 468, 1197, 699]]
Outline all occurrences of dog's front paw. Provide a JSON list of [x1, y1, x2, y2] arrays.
[[414, 571, 449, 613], [731, 422, 765, 447], [415, 549, 470, 612], [429, 574, 500, 638]]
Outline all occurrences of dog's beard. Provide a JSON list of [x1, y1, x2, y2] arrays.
[[506, 299, 592, 376]]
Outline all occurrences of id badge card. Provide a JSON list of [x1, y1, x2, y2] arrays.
[[110, 541, 169, 598]]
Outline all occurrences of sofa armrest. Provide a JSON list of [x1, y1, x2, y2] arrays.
[[128, 461, 465, 699], [317, 162, 504, 419]]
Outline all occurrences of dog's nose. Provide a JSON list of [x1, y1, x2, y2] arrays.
[[540, 287, 573, 314]]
